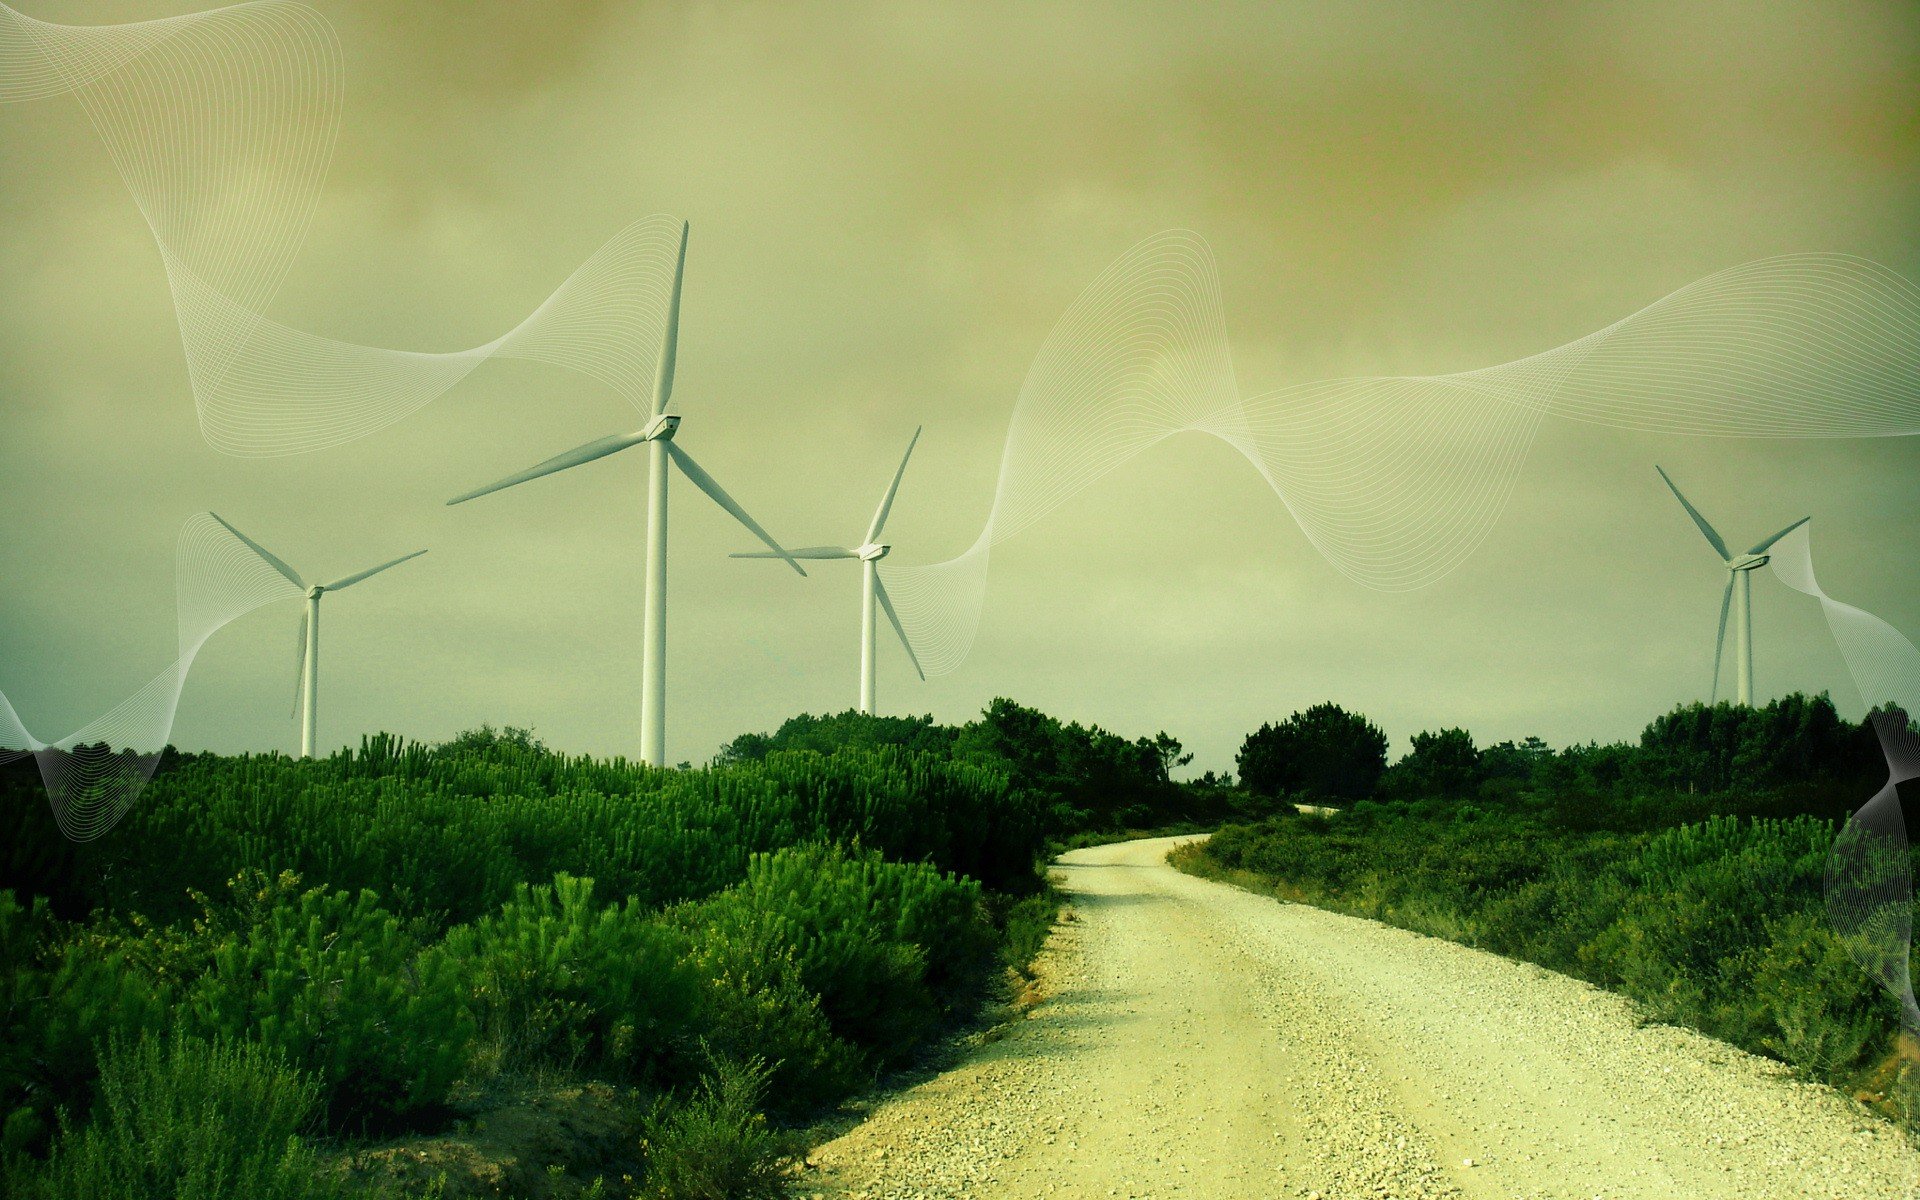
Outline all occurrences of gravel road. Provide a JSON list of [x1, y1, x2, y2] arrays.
[[802, 835, 1920, 1200]]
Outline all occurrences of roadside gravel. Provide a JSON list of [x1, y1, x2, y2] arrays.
[[801, 834, 1920, 1200]]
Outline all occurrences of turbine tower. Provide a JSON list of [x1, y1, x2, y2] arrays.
[[732, 427, 926, 713], [210, 513, 427, 758], [447, 221, 804, 766], [1655, 467, 1808, 707]]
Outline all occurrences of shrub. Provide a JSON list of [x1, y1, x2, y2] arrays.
[[151, 871, 474, 1130], [23, 735, 1043, 928], [432, 874, 702, 1080], [677, 918, 864, 1115], [690, 845, 991, 1063], [18, 1035, 341, 1200], [1746, 911, 1895, 1078], [641, 1053, 792, 1200], [0, 893, 167, 1148]]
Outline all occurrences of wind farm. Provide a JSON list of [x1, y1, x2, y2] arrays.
[[446, 221, 804, 766], [5, 3, 1920, 1199]]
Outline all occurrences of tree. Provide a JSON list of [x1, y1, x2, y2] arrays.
[[953, 699, 1182, 832], [1236, 704, 1388, 801], [1393, 727, 1481, 797], [712, 711, 955, 766], [1148, 732, 1193, 780]]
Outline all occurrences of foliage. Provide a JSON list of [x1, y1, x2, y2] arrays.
[[641, 1053, 792, 1200], [16, 1035, 342, 1200], [130, 870, 475, 1131], [712, 710, 956, 765], [431, 874, 702, 1080], [0, 892, 167, 1153], [1236, 703, 1388, 801], [953, 698, 1204, 832], [1384, 727, 1480, 798], [0, 735, 1042, 928], [687, 844, 990, 1062], [1184, 795, 1907, 1112], [675, 915, 864, 1116]]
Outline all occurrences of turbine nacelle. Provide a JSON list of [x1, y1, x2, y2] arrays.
[[856, 542, 890, 562], [1728, 553, 1770, 573], [641, 413, 681, 442]]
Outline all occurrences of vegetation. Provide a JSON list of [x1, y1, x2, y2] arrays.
[[2, 688, 1906, 1194], [1182, 692, 1913, 1121], [0, 711, 1083, 1199], [1236, 702, 1388, 801], [14, 1035, 343, 1200]]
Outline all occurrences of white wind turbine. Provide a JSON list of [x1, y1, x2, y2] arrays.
[[209, 513, 427, 758], [1655, 467, 1808, 707], [732, 427, 926, 714], [446, 221, 803, 766]]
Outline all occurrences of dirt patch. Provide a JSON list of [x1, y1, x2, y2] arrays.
[[328, 1078, 647, 1199]]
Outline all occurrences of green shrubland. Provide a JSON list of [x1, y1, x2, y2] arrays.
[[1179, 692, 1913, 1120], [0, 707, 1091, 1198], [5, 690, 1905, 1194]]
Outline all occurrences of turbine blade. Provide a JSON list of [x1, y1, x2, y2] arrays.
[[652, 221, 689, 417], [1711, 574, 1733, 704], [447, 432, 647, 505], [730, 546, 858, 560], [1748, 516, 1811, 556], [292, 611, 308, 719], [665, 441, 806, 576], [865, 425, 923, 544], [209, 512, 305, 589], [873, 575, 925, 681], [324, 549, 427, 593], [1655, 466, 1730, 560]]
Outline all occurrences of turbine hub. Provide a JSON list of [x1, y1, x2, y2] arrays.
[[857, 542, 890, 562], [641, 413, 681, 442]]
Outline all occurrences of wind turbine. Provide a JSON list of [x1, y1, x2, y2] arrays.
[[446, 221, 804, 766], [1655, 467, 1808, 707], [209, 513, 427, 758], [732, 427, 926, 713]]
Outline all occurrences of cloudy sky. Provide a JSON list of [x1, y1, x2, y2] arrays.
[[2, 0, 1917, 773]]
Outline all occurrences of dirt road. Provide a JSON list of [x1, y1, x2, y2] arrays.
[[804, 835, 1920, 1200]]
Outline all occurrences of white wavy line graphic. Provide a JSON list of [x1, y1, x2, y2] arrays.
[[0, 513, 302, 840], [881, 233, 1920, 675], [2, 1, 684, 455]]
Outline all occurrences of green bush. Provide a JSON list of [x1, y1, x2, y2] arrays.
[[432, 874, 702, 1079], [147, 871, 474, 1130], [1746, 911, 1895, 1078], [677, 918, 864, 1115], [0, 893, 166, 1149], [17, 1035, 341, 1200], [641, 1053, 792, 1200], [690, 844, 991, 1063], [8, 736, 1043, 929]]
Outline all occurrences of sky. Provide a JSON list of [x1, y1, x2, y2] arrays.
[[2, 0, 1918, 774]]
